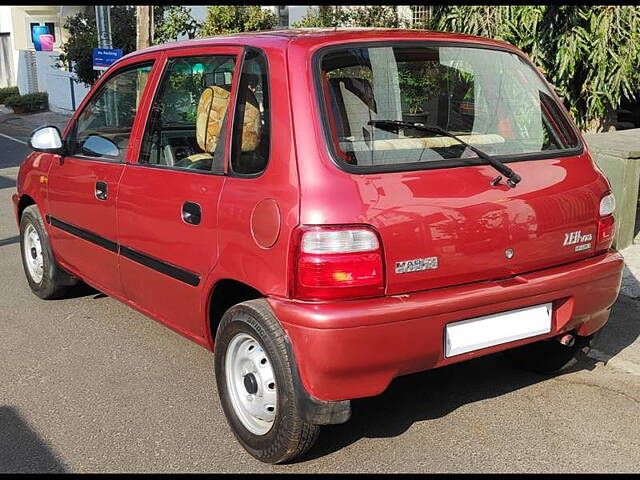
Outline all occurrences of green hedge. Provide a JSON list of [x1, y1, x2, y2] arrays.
[[0, 86, 19, 104], [4, 92, 48, 112]]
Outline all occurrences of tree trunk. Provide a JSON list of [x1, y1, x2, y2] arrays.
[[136, 6, 151, 51]]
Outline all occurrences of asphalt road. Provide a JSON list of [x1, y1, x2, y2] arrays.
[[1, 131, 639, 473]]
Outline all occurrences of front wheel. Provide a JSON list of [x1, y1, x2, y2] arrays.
[[214, 299, 320, 464], [19, 205, 77, 299]]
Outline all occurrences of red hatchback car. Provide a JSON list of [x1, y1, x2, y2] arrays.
[[14, 29, 623, 463]]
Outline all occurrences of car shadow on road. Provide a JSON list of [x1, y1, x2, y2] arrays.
[[0, 235, 19, 247], [62, 282, 102, 300], [592, 292, 640, 362], [0, 174, 16, 189], [0, 406, 66, 473], [303, 354, 589, 461], [303, 294, 639, 462]]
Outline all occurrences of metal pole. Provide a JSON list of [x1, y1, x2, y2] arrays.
[[95, 6, 114, 124], [69, 76, 76, 111], [95, 6, 112, 49]]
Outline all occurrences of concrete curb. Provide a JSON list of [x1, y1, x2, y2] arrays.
[[620, 245, 640, 299]]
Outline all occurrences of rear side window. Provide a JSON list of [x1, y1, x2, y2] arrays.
[[139, 55, 237, 173], [69, 63, 153, 161], [230, 48, 270, 176], [317, 44, 580, 171]]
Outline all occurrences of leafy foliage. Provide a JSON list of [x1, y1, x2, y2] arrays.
[[0, 86, 19, 103], [154, 6, 200, 44], [397, 63, 437, 114], [293, 6, 406, 28], [292, 6, 349, 28], [5, 92, 48, 112], [426, 6, 640, 131], [59, 6, 166, 87], [199, 6, 277, 37]]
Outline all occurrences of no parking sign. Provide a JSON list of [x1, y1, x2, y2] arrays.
[[92, 47, 123, 71]]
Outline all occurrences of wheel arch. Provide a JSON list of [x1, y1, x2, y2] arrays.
[[17, 194, 36, 220], [206, 278, 264, 349]]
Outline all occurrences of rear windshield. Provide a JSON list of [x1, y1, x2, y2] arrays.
[[317, 44, 580, 171]]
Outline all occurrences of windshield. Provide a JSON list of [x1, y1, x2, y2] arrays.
[[317, 44, 580, 170]]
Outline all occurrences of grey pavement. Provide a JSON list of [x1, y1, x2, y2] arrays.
[[621, 245, 640, 299], [0, 120, 639, 473], [0, 109, 72, 142]]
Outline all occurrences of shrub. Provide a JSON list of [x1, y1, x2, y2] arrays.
[[199, 6, 277, 37], [0, 86, 19, 104], [4, 92, 49, 112]]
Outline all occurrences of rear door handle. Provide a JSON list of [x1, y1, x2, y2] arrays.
[[182, 201, 201, 225], [95, 181, 108, 201]]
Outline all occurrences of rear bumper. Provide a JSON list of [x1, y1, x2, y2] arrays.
[[269, 251, 624, 402]]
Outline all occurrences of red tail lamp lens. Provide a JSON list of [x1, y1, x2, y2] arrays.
[[596, 215, 615, 253], [293, 226, 384, 300]]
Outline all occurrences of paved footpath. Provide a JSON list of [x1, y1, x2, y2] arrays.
[[0, 111, 639, 473]]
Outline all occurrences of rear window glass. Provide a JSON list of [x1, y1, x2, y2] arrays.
[[317, 44, 579, 170]]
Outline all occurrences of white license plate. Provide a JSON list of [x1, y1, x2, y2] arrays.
[[444, 303, 552, 358]]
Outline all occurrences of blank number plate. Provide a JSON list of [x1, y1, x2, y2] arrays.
[[444, 303, 552, 358]]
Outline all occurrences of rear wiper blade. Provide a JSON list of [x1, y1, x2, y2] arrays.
[[368, 119, 522, 188]]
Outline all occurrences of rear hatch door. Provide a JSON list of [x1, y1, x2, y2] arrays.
[[371, 156, 601, 295]]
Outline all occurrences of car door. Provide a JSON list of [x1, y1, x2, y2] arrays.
[[46, 55, 159, 297], [116, 46, 244, 340]]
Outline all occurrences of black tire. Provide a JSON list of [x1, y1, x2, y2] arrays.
[[19, 205, 77, 299], [503, 334, 593, 375], [214, 299, 320, 464]]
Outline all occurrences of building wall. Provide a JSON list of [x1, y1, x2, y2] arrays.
[[2, 6, 86, 86]]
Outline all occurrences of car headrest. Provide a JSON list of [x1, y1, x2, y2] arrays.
[[328, 77, 377, 113], [195, 85, 261, 154]]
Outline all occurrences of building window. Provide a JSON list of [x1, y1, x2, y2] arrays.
[[410, 5, 430, 26], [45, 22, 56, 42], [28, 21, 58, 49]]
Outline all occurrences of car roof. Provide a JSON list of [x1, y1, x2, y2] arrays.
[[120, 28, 518, 63]]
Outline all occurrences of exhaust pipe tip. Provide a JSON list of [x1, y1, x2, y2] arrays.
[[557, 333, 575, 347]]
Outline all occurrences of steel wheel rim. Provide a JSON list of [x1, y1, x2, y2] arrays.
[[23, 224, 44, 284], [225, 332, 277, 436]]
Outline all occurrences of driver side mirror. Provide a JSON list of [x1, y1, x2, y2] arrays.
[[29, 126, 64, 154]]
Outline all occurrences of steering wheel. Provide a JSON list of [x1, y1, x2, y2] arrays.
[[175, 157, 213, 171]]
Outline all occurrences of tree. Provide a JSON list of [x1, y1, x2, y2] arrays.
[[293, 6, 406, 28], [154, 6, 200, 44], [59, 6, 167, 86], [348, 6, 405, 28], [292, 6, 351, 28], [426, 6, 640, 131], [58, 10, 99, 86], [199, 6, 277, 37]]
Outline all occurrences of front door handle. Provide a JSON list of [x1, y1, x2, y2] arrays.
[[182, 201, 201, 225], [95, 181, 108, 201]]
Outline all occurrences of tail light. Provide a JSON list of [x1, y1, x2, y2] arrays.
[[595, 192, 616, 253], [292, 225, 385, 301]]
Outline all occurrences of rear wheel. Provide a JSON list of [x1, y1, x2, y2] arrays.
[[19, 205, 77, 299], [214, 299, 320, 464], [503, 334, 593, 374]]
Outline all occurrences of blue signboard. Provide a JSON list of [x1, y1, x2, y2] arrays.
[[92, 48, 123, 71]]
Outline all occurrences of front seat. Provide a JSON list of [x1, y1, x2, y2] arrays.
[[181, 85, 261, 170]]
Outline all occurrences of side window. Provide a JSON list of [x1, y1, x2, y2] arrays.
[[230, 49, 270, 176], [69, 63, 153, 161], [139, 55, 237, 173]]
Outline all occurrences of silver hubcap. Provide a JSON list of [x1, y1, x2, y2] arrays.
[[23, 224, 44, 284], [225, 332, 277, 435]]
